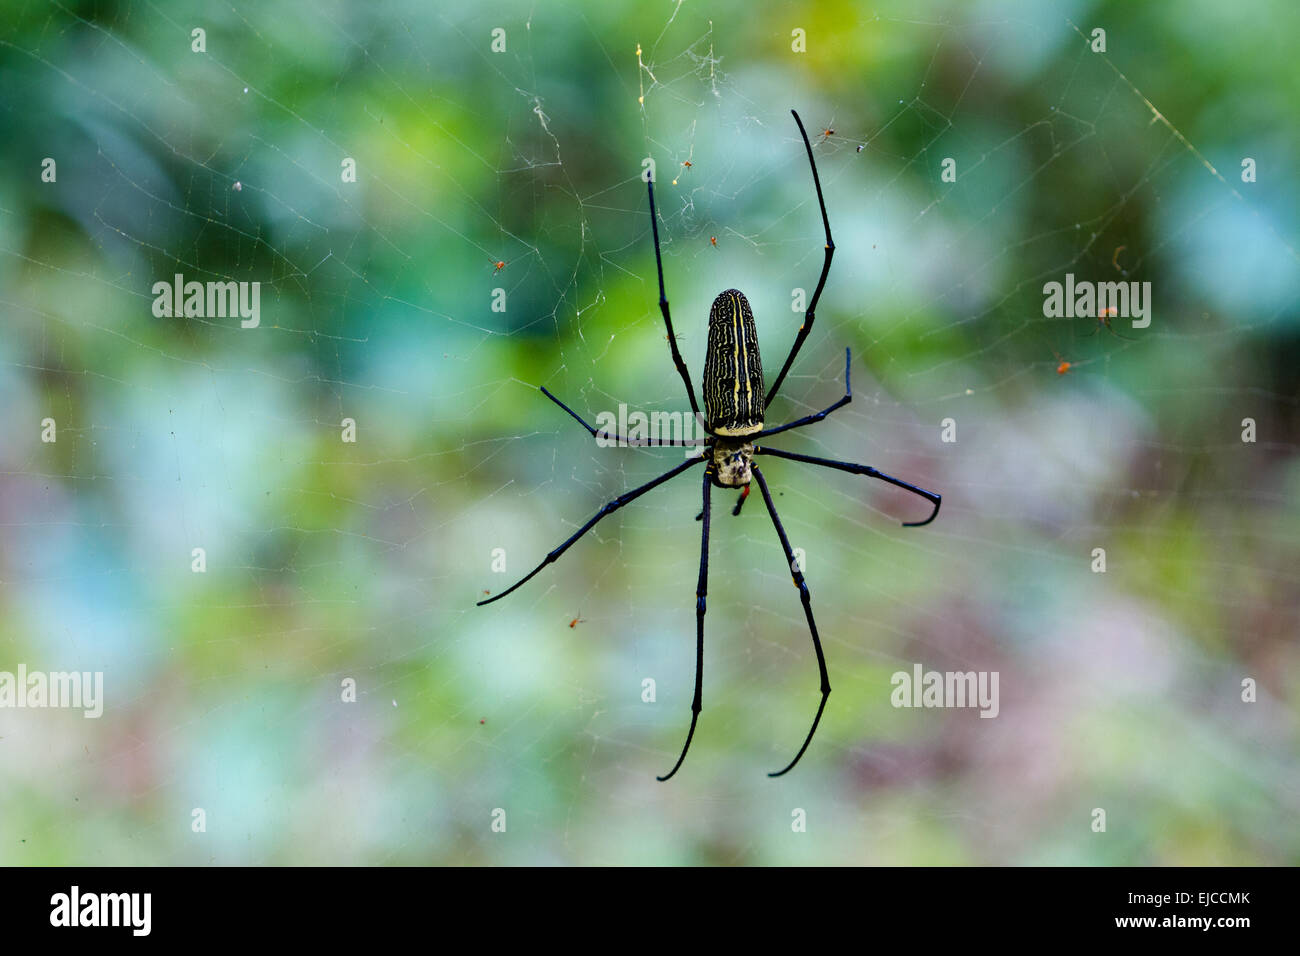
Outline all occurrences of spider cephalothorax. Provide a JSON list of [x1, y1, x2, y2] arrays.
[[710, 440, 755, 488], [480, 110, 942, 781]]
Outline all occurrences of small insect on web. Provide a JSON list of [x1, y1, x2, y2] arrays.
[[478, 110, 942, 781]]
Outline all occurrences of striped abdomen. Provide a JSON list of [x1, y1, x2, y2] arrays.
[[703, 289, 765, 436]]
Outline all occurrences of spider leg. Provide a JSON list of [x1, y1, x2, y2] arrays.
[[694, 484, 749, 521], [753, 347, 852, 440], [1106, 322, 1140, 342], [658, 466, 712, 781], [647, 178, 702, 419], [755, 446, 942, 527], [540, 386, 703, 447], [751, 465, 830, 777], [765, 110, 835, 410], [477, 456, 705, 607]]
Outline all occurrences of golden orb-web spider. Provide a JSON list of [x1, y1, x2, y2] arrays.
[[479, 110, 942, 780]]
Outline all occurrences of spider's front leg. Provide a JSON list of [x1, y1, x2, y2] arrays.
[[764, 110, 836, 410], [658, 466, 712, 782], [646, 178, 702, 419]]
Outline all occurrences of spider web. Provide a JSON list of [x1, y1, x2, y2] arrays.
[[1, 0, 1297, 865]]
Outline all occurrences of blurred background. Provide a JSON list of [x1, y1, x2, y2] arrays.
[[1, 0, 1297, 865]]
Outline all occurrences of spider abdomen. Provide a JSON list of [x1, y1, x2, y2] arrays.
[[703, 289, 765, 436]]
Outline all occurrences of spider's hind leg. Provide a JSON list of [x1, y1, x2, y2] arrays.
[[751, 465, 831, 777], [658, 467, 713, 782]]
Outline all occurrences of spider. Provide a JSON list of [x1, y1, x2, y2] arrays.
[[478, 110, 942, 781], [1082, 306, 1137, 341]]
